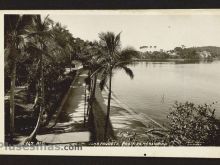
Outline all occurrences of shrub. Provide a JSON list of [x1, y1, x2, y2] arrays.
[[166, 101, 220, 146]]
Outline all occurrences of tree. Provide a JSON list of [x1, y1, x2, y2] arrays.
[[98, 32, 139, 140], [22, 15, 53, 144], [80, 41, 105, 116], [181, 45, 186, 49], [4, 15, 32, 142], [52, 22, 74, 71], [166, 101, 220, 146]]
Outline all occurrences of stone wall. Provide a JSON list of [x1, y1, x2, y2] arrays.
[[88, 85, 115, 142]]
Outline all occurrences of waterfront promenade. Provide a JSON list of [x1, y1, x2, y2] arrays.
[[37, 70, 91, 144]]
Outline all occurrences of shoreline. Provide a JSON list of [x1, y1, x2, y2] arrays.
[[134, 58, 220, 62], [102, 88, 167, 141]]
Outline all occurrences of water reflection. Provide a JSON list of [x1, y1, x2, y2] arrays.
[[140, 59, 215, 66], [112, 60, 220, 124]]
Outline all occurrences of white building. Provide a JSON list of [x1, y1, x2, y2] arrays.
[[198, 51, 212, 58]]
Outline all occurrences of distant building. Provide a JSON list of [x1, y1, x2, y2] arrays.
[[198, 51, 212, 58], [71, 60, 83, 70], [64, 60, 83, 74], [169, 52, 178, 56]]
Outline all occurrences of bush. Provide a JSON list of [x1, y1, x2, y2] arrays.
[[166, 101, 220, 146]]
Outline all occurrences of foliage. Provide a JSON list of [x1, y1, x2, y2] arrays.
[[4, 15, 89, 143], [96, 32, 140, 140], [174, 47, 200, 59], [195, 46, 220, 58], [4, 15, 35, 92], [166, 101, 220, 146], [98, 32, 139, 90], [142, 51, 170, 59], [140, 45, 220, 60]]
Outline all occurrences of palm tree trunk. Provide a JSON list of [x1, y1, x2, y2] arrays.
[[22, 104, 44, 144], [33, 53, 45, 139], [21, 54, 44, 144], [41, 55, 45, 120], [84, 84, 87, 126], [32, 88, 39, 109], [104, 68, 112, 141], [9, 63, 16, 143], [86, 71, 92, 115], [91, 74, 97, 100], [87, 73, 97, 116], [69, 54, 72, 72]]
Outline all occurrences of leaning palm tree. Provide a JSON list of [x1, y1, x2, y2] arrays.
[[98, 32, 139, 140], [80, 41, 106, 115], [22, 15, 53, 144]]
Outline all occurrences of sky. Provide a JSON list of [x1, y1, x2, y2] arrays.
[[48, 14, 220, 51]]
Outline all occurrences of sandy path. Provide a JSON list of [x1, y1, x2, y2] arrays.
[[37, 70, 91, 144]]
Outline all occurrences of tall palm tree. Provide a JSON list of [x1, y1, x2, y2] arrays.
[[98, 32, 139, 140], [4, 15, 30, 142], [22, 15, 53, 144], [80, 41, 105, 115]]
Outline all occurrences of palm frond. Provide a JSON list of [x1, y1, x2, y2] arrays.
[[121, 66, 134, 79], [42, 15, 50, 27], [98, 31, 121, 57], [114, 31, 121, 52], [15, 15, 23, 31], [25, 42, 55, 61], [99, 69, 109, 90]]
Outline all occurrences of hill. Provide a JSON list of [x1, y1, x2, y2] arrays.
[[139, 46, 220, 59], [193, 46, 220, 58]]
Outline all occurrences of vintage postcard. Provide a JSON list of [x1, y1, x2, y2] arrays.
[[0, 10, 220, 157]]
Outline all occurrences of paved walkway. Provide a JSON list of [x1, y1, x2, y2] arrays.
[[37, 70, 91, 144]]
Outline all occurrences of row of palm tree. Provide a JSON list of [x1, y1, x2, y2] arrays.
[[5, 14, 140, 143], [83, 32, 139, 141], [5, 15, 82, 143], [5, 15, 35, 142], [100, 32, 139, 140], [22, 15, 53, 143]]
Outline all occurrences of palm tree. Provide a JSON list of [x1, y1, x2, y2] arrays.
[[80, 41, 105, 115], [22, 15, 53, 144], [98, 32, 139, 140], [4, 15, 30, 142], [52, 22, 73, 72], [181, 45, 186, 49]]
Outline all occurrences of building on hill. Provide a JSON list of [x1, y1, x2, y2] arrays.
[[198, 51, 212, 58]]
